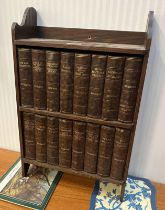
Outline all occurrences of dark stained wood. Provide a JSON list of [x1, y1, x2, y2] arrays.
[[11, 7, 154, 201], [22, 158, 124, 184], [19, 107, 134, 129]]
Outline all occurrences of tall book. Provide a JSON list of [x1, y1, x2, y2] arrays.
[[18, 48, 33, 107], [32, 49, 46, 109], [46, 50, 60, 111], [23, 112, 35, 159], [88, 55, 107, 118], [59, 119, 73, 167], [60, 52, 74, 113], [97, 126, 115, 176], [110, 128, 130, 180], [102, 56, 125, 120], [35, 114, 47, 163], [73, 53, 91, 115], [72, 121, 86, 170], [47, 117, 59, 165], [84, 123, 100, 173], [118, 57, 143, 122]]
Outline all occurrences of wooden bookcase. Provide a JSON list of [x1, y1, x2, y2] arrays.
[[12, 7, 153, 200]]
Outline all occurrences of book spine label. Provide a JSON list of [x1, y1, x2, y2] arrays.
[[46, 50, 60, 111], [102, 56, 125, 120], [110, 128, 131, 180], [60, 52, 74, 113], [84, 123, 100, 173], [118, 57, 143, 122], [73, 53, 91, 115], [23, 112, 35, 159], [88, 55, 107, 118], [72, 121, 86, 170], [32, 49, 46, 109], [18, 48, 33, 107], [59, 119, 73, 167], [97, 126, 115, 176], [47, 117, 59, 165], [35, 114, 47, 162]]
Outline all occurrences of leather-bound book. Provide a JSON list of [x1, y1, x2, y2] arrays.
[[59, 119, 73, 167], [102, 56, 125, 120], [118, 57, 143, 122], [72, 121, 86, 170], [32, 49, 46, 109], [73, 53, 91, 115], [84, 123, 100, 173], [110, 128, 131, 180], [18, 48, 33, 107], [97, 126, 115, 177], [60, 52, 74, 113], [46, 50, 60, 111], [35, 114, 47, 162], [47, 117, 59, 165], [23, 112, 35, 159]]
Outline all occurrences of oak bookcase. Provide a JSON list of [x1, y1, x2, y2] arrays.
[[12, 7, 153, 200]]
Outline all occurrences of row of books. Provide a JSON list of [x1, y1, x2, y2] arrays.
[[18, 48, 143, 123], [23, 112, 131, 180]]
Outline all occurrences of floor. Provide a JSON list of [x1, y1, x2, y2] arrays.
[[0, 148, 164, 210]]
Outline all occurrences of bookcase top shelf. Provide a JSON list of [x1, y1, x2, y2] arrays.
[[12, 7, 153, 55]]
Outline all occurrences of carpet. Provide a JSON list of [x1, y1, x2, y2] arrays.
[[0, 159, 62, 210], [90, 176, 157, 210]]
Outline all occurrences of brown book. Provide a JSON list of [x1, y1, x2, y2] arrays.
[[46, 50, 60, 111], [73, 53, 91, 115], [35, 114, 47, 162], [18, 48, 33, 107], [88, 55, 107, 118], [60, 52, 74, 113], [118, 57, 143, 122], [59, 119, 73, 167], [97, 126, 115, 177], [102, 56, 125, 120], [47, 117, 59, 165], [32, 49, 46, 109], [110, 128, 131, 180], [72, 121, 86, 170], [23, 112, 35, 159], [84, 123, 100, 173]]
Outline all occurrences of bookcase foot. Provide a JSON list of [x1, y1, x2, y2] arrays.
[[22, 162, 30, 177], [120, 182, 126, 202]]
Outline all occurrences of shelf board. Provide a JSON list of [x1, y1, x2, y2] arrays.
[[14, 38, 147, 55], [22, 158, 125, 184], [19, 107, 134, 129]]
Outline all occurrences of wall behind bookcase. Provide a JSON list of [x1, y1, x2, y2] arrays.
[[0, 0, 165, 183]]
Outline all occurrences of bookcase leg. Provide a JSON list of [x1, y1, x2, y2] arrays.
[[120, 182, 126, 202], [22, 162, 30, 177]]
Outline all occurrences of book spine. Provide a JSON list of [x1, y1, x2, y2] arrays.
[[23, 112, 35, 159], [102, 56, 125, 120], [47, 117, 59, 165], [97, 126, 115, 176], [84, 123, 100, 173], [72, 121, 86, 170], [18, 48, 33, 107], [32, 49, 46, 109], [59, 119, 73, 167], [60, 52, 74, 113], [88, 55, 107, 118], [110, 128, 131, 180], [35, 114, 47, 162], [118, 57, 143, 122], [46, 50, 60, 111], [73, 53, 91, 115]]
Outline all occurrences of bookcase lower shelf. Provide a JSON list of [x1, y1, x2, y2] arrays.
[[22, 158, 125, 185]]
